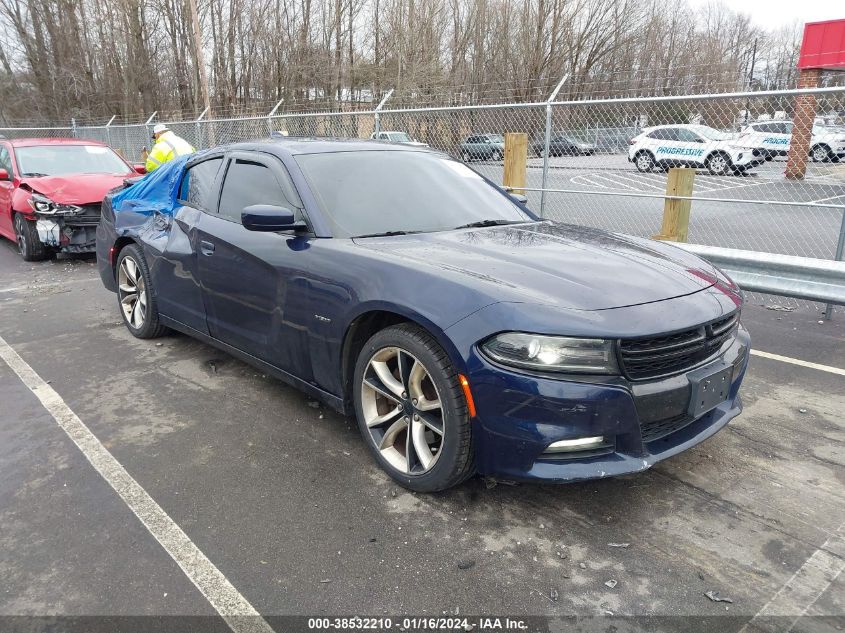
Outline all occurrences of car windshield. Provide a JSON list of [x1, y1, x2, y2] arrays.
[[387, 132, 412, 142], [15, 145, 129, 176], [296, 150, 533, 238], [693, 126, 734, 141]]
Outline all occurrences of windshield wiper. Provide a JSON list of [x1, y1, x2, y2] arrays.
[[22, 172, 49, 177], [452, 219, 525, 230], [354, 230, 410, 238]]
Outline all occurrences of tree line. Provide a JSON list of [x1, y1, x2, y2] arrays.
[[0, 0, 811, 125]]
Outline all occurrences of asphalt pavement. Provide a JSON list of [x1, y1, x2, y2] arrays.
[[472, 155, 845, 259], [0, 241, 843, 633]]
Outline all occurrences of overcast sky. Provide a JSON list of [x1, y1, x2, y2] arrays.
[[687, 0, 842, 30]]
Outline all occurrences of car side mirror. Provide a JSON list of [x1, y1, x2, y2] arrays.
[[242, 204, 306, 232], [509, 192, 528, 204], [0, 168, 8, 180], [134, 164, 147, 174]]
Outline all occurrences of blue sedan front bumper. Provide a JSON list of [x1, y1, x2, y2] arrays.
[[466, 327, 749, 482]]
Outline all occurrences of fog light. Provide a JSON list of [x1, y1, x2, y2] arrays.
[[545, 436, 605, 453]]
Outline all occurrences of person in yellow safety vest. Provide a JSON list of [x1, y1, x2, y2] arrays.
[[145, 124, 195, 173]]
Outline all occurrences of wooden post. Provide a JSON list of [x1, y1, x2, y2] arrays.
[[503, 132, 527, 194], [653, 167, 695, 242]]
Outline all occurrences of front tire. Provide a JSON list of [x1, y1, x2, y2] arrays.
[[491, 149, 502, 161], [353, 323, 474, 492], [811, 144, 833, 163], [116, 244, 168, 339], [461, 150, 471, 162], [706, 152, 731, 176], [14, 213, 49, 261], [634, 151, 655, 172]]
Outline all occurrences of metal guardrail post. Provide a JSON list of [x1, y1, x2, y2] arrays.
[[195, 106, 209, 149], [540, 74, 568, 217], [824, 207, 845, 320], [267, 99, 284, 136], [374, 88, 394, 139]]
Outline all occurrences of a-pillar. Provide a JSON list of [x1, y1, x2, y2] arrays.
[[785, 68, 821, 180]]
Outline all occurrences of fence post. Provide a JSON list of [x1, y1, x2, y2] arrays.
[[503, 133, 527, 195], [195, 106, 209, 149], [653, 168, 695, 242], [143, 111, 158, 159], [374, 88, 394, 139], [540, 74, 569, 217], [71, 118, 77, 138], [105, 115, 116, 148], [267, 99, 284, 136], [824, 208, 845, 320]]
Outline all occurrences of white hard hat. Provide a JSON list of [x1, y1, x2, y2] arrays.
[[153, 123, 169, 135]]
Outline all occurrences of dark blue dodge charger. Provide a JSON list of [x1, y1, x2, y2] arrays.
[[97, 139, 749, 492]]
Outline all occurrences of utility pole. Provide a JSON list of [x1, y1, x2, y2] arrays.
[[188, 0, 211, 116]]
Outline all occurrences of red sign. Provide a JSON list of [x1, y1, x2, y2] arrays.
[[799, 19, 845, 70]]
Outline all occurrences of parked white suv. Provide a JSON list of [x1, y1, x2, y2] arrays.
[[738, 121, 845, 163], [369, 131, 429, 147], [628, 124, 763, 175]]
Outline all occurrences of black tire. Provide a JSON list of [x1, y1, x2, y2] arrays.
[[353, 323, 474, 492], [706, 151, 731, 176], [810, 144, 833, 163], [14, 213, 50, 261], [115, 244, 168, 339], [634, 151, 655, 172], [491, 149, 502, 161], [461, 150, 471, 162]]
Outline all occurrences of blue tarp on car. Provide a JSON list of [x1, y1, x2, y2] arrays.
[[110, 154, 192, 217]]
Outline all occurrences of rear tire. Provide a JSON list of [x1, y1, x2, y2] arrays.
[[353, 323, 474, 492], [461, 150, 471, 162], [14, 213, 49, 261], [116, 244, 168, 339], [491, 149, 502, 161]]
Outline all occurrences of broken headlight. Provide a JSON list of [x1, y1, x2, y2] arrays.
[[27, 193, 81, 215]]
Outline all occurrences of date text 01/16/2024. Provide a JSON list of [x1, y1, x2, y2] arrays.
[[307, 617, 529, 630]]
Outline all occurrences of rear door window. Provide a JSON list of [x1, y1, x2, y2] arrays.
[[179, 157, 223, 209], [0, 146, 12, 175]]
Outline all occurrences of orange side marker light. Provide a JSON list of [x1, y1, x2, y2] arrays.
[[458, 374, 477, 418]]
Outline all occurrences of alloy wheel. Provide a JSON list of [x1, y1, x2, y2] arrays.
[[708, 154, 728, 175], [360, 346, 444, 475], [118, 256, 147, 329], [812, 146, 829, 162], [636, 153, 653, 172], [14, 215, 26, 255]]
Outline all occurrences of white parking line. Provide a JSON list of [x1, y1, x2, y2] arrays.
[[740, 521, 844, 630], [0, 334, 275, 633], [750, 350, 845, 376]]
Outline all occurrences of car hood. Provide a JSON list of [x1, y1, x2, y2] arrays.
[[21, 173, 133, 205], [354, 222, 719, 311]]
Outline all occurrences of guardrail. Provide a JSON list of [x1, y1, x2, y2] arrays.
[[667, 242, 845, 316]]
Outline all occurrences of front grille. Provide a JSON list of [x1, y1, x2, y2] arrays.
[[66, 204, 101, 226], [619, 312, 739, 381], [640, 414, 694, 443]]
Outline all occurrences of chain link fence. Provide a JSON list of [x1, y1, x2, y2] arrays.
[[3, 86, 844, 312]]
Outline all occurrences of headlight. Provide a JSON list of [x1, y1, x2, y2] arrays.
[[27, 193, 80, 215], [481, 332, 619, 374]]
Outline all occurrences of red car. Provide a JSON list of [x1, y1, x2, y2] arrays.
[[0, 138, 143, 260]]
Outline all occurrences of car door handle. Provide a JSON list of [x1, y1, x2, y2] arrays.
[[200, 240, 215, 256]]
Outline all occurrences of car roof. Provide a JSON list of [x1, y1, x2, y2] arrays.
[[5, 137, 110, 148], [225, 137, 435, 156]]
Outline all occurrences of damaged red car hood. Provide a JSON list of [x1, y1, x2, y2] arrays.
[[22, 173, 133, 205]]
